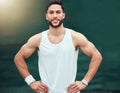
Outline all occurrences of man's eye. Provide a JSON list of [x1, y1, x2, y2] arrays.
[[49, 11, 54, 14], [56, 11, 61, 14]]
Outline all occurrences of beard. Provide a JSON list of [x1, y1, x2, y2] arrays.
[[48, 20, 63, 28]]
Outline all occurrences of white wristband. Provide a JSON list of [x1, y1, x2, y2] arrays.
[[25, 75, 36, 85], [81, 79, 88, 86]]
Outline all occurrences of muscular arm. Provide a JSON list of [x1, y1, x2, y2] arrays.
[[77, 33, 102, 82], [14, 34, 48, 93], [14, 44, 36, 78], [67, 31, 102, 92], [14, 34, 41, 78]]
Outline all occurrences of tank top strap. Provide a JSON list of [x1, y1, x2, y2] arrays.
[[41, 30, 47, 40]]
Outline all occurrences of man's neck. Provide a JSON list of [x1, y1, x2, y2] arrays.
[[48, 24, 65, 36]]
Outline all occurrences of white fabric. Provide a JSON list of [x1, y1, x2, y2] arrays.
[[24, 75, 35, 85], [38, 28, 79, 93]]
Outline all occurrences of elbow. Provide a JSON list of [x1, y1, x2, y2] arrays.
[[92, 52, 103, 65], [97, 53, 103, 64], [14, 55, 19, 64], [14, 54, 22, 65]]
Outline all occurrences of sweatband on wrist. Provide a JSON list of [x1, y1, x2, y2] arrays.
[[81, 79, 88, 86], [25, 75, 36, 85]]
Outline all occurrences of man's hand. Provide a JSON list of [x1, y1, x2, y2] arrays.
[[67, 81, 87, 93], [30, 81, 49, 93]]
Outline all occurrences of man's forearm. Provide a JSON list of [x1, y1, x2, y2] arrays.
[[14, 56, 30, 78], [82, 55, 102, 83]]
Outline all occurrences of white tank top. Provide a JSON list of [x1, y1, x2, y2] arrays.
[[38, 28, 79, 93]]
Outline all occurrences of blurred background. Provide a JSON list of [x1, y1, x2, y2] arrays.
[[0, 0, 120, 93]]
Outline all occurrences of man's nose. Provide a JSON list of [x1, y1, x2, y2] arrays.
[[53, 13, 57, 17]]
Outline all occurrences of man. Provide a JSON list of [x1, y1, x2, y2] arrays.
[[14, 1, 102, 93]]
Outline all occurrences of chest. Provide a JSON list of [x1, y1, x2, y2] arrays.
[[48, 34, 65, 44]]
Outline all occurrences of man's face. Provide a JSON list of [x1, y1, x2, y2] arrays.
[[46, 4, 65, 28]]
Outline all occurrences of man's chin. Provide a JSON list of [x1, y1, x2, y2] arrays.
[[50, 25, 60, 28], [49, 21, 63, 28]]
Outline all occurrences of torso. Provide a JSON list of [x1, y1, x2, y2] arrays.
[[38, 28, 79, 93]]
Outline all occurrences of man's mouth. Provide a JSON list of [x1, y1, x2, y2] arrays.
[[51, 18, 60, 22]]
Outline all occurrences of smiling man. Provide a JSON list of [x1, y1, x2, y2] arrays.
[[47, 4, 64, 28], [14, 1, 102, 93]]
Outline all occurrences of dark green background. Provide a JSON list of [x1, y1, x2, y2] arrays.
[[0, 0, 120, 93]]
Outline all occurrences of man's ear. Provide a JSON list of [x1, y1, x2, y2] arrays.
[[46, 17, 48, 20], [63, 13, 66, 19], [46, 14, 48, 20]]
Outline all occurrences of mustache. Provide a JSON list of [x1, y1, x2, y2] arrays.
[[51, 18, 60, 21]]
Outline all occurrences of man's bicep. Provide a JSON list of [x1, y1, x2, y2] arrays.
[[18, 43, 36, 58], [75, 32, 97, 57], [80, 41, 96, 57], [18, 34, 41, 58]]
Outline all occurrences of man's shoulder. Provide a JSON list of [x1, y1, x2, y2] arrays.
[[30, 29, 48, 40], [70, 29, 84, 38], [27, 30, 48, 47], [30, 33, 41, 40]]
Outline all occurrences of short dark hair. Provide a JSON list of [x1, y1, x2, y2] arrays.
[[46, 0, 65, 13]]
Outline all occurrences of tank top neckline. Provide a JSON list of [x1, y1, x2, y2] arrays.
[[46, 28, 68, 46]]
